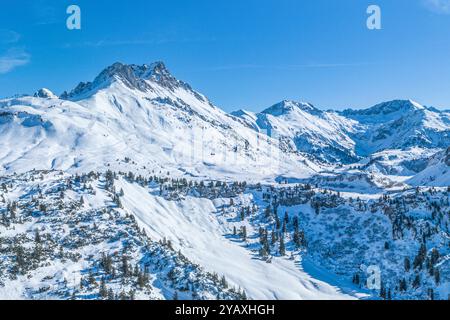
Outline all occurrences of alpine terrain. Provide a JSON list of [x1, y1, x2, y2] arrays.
[[0, 61, 448, 300]]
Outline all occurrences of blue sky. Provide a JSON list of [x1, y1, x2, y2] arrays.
[[1, 0, 450, 111]]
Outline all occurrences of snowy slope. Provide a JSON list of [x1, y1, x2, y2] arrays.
[[232, 100, 361, 163], [343, 100, 450, 156], [0, 171, 246, 300], [408, 147, 450, 186], [0, 62, 317, 182], [115, 177, 366, 300], [232, 99, 450, 164]]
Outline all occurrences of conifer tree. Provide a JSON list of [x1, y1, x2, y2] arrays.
[[279, 236, 286, 256], [240, 226, 247, 241], [404, 257, 411, 272], [435, 269, 440, 285], [99, 277, 107, 298], [107, 289, 115, 300], [412, 274, 421, 288]]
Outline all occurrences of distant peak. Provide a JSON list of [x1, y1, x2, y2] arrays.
[[60, 61, 198, 101], [231, 109, 252, 117], [342, 99, 427, 118], [92, 61, 179, 85], [367, 99, 424, 114], [34, 88, 58, 99], [262, 100, 320, 116]]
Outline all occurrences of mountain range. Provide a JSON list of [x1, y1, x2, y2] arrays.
[[1, 61, 449, 187], [0, 61, 449, 300]]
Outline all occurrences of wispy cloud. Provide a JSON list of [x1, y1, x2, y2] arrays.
[[0, 30, 21, 44], [0, 48, 31, 74], [423, 0, 450, 14]]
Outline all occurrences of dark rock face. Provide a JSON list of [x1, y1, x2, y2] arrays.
[[60, 61, 202, 101]]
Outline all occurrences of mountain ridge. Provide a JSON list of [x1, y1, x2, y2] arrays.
[[1, 60, 449, 183]]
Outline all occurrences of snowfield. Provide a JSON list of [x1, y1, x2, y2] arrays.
[[116, 178, 367, 300]]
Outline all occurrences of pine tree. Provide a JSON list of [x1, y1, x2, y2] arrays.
[[284, 212, 289, 225], [430, 248, 440, 265], [99, 277, 107, 298], [34, 229, 42, 244], [271, 230, 277, 245], [401, 278, 408, 292], [413, 243, 426, 270], [241, 226, 247, 241], [279, 236, 286, 256], [412, 274, 421, 288], [107, 289, 115, 300], [293, 230, 301, 248], [352, 273, 360, 285], [88, 272, 97, 286], [435, 269, 440, 284], [293, 216, 299, 230], [275, 215, 281, 230], [122, 254, 129, 277], [220, 275, 228, 289], [404, 257, 411, 272], [137, 270, 146, 288], [240, 208, 245, 221], [428, 288, 434, 300], [14, 244, 26, 274], [379, 283, 386, 299], [264, 206, 271, 218]]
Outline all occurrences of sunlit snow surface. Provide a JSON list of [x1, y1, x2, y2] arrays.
[[116, 178, 368, 300], [0, 62, 449, 300]]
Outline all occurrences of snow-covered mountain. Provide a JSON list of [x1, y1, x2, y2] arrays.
[[0, 60, 449, 301], [0, 62, 317, 182], [343, 100, 450, 155], [232, 99, 450, 165], [233, 100, 361, 164], [1, 61, 448, 182]]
